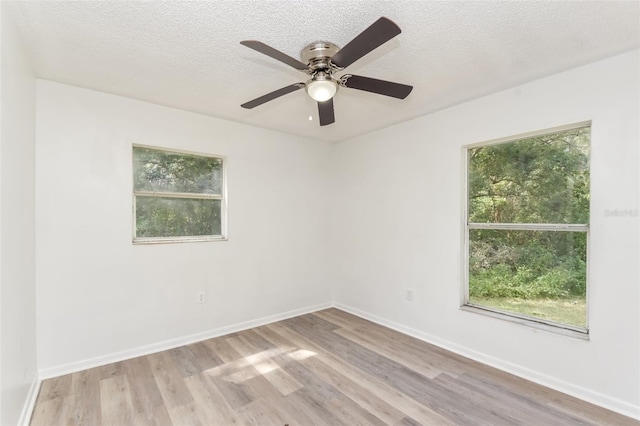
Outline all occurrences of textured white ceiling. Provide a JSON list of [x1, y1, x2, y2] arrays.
[[6, 1, 640, 142]]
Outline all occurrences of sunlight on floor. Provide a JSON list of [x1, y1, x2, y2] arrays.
[[288, 349, 316, 361], [204, 346, 317, 384]]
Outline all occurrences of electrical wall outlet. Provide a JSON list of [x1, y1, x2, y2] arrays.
[[197, 291, 206, 304], [405, 289, 414, 302]]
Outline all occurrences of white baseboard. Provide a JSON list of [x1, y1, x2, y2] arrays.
[[333, 302, 640, 421], [39, 301, 332, 380], [18, 375, 41, 426]]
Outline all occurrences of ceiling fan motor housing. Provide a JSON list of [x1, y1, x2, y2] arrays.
[[301, 41, 341, 71]]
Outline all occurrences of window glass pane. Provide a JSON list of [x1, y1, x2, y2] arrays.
[[469, 229, 587, 328], [136, 197, 221, 238], [133, 147, 223, 195], [468, 127, 590, 224]]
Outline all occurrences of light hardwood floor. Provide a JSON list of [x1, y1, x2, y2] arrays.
[[31, 309, 638, 425]]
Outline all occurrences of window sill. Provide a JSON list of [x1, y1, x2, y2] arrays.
[[460, 304, 589, 340], [133, 236, 227, 245]]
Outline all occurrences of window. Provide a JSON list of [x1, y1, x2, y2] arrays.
[[464, 124, 590, 334], [133, 145, 225, 243]]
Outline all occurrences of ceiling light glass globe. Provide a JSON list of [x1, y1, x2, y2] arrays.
[[306, 79, 337, 102]]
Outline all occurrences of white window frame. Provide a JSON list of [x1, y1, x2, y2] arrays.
[[460, 122, 591, 339], [132, 144, 227, 244]]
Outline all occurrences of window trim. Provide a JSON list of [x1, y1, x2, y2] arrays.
[[468, 223, 588, 232], [132, 144, 228, 244], [461, 122, 591, 338]]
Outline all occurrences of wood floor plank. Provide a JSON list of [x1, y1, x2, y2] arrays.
[[265, 322, 454, 425], [168, 346, 202, 378], [232, 329, 353, 425], [452, 371, 593, 425], [253, 324, 409, 425], [95, 360, 125, 381], [334, 326, 442, 379], [211, 334, 321, 425], [66, 367, 102, 425], [248, 380, 320, 426], [326, 393, 390, 426], [396, 415, 428, 426], [235, 396, 292, 426], [146, 351, 194, 409], [99, 374, 135, 425], [30, 308, 639, 425], [313, 307, 377, 330], [202, 335, 243, 364], [121, 356, 172, 425], [166, 402, 204, 426], [284, 315, 505, 424], [186, 341, 224, 372], [254, 327, 406, 424], [305, 354, 410, 424], [29, 396, 64, 426], [36, 374, 73, 402], [548, 398, 640, 426], [319, 309, 471, 377], [183, 373, 243, 425], [338, 321, 467, 378], [226, 334, 303, 396], [201, 337, 258, 409], [283, 383, 350, 426]]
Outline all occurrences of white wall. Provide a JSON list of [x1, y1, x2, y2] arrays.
[[330, 50, 639, 418], [0, 4, 38, 425], [35, 81, 331, 373]]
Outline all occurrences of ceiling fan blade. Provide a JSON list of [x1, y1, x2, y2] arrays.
[[330, 17, 401, 69], [241, 40, 309, 71], [241, 83, 305, 109], [342, 74, 412, 99], [318, 99, 335, 126]]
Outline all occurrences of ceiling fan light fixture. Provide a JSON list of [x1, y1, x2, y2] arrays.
[[306, 76, 338, 102], [240, 17, 412, 126]]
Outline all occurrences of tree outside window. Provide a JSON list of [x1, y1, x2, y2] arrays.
[[466, 125, 590, 330], [133, 146, 225, 243]]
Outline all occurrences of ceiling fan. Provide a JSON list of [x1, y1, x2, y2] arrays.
[[240, 17, 413, 126]]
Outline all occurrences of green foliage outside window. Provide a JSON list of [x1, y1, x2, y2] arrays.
[[135, 198, 221, 238], [467, 127, 590, 328], [133, 147, 224, 240]]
